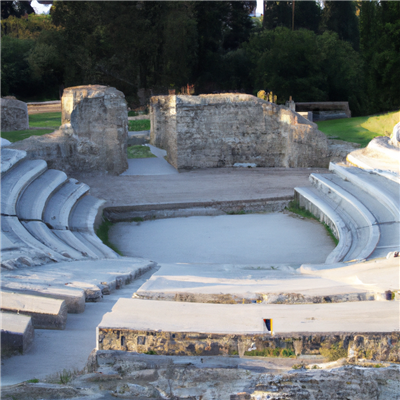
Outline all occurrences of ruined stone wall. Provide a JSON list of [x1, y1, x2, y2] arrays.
[[98, 329, 400, 362], [10, 85, 128, 175], [150, 94, 330, 170], [1, 98, 29, 132]]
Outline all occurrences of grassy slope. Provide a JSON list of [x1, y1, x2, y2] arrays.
[[1, 112, 61, 143], [316, 110, 400, 147]]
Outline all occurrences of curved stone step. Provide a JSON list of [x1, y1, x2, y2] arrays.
[[22, 221, 88, 260], [330, 162, 400, 222], [309, 174, 380, 261], [52, 230, 100, 259], [367, 136, 400, 162], [1, 312, 34, 355], [1, 159, 47, 216], [43, 179, 90, 230], [73, 232, 119, 259], [69, 195, 106, 233], [1, 291, 68, 330], [17, 169, 68, 221], [294, 187, 352, 263], [347, 152, 400, 179], [1, 149, 27, 175], [1, 215, 68, 263]]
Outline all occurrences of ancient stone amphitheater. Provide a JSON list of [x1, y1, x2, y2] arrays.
[[1, 90, 399, 399]]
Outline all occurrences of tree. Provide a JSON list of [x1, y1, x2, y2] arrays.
[[320, 1, 359, 50], [294, 1, 322, 33], [1, 1, 35, 20], [359, 0, 400, 113], [244, 27, 365, 114], [262, 1, 292, 30]]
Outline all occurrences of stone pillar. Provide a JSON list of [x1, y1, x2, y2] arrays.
[[61, 85, 128, 175], [1, 98, 29, 132]]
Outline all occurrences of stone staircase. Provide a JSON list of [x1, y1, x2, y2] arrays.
[[1, 148, 155, 355], [295, 161, 400, 263], [1, 149, 118, 270]]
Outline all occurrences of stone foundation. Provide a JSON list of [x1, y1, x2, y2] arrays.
[[10, 85, 128, 175], [98, 329, 400, 362], [1, 98, 29, 132], [150, 94, 330, 170]]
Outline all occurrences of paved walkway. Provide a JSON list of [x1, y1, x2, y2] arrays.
[[121, 145, 178, 176]]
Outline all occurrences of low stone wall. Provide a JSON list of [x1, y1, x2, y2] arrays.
[[1, 98, 29, 132], [295, 101, 351, 119], [98, 328, 399, 362], [10, 85, 128, 175], [150, 94, 330, 170]]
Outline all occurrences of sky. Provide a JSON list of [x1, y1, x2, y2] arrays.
[[31, 0, 265, 17], [31, 0, 52, 15]]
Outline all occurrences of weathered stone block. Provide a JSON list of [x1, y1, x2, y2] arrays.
[[1, 98, 29, 132], [10, 85, 128, 175], [150, 94, 330, 170]]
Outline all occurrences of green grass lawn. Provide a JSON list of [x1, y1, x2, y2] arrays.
[[1, 128, 54, 143], [127, 145, 156, 159], [29, 112, 61, 128], [128, 119, 150, 131], [1, 112, 61, 143], [316, 110, 399, 147]]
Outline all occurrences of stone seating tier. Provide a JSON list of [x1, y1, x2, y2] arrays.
[[295, 162, 399, 263], [1, 149, 119, 270]]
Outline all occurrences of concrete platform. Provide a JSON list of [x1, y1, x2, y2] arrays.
[[135, 257, 399, 304], [109, 213, 335, 265], [1, 291, 68, 330], [1, 312, 34, 355], [98, 298, 400, 335]]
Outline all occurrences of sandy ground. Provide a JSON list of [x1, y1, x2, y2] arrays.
[[0, 269, 156, 386], [109, 213, 335, 265], [73, 167, 329, 208]]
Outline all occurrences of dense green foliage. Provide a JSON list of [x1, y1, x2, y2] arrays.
[[359, 1, 400, 114], [1, 1, 399, 116]]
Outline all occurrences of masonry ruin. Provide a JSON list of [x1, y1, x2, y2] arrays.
[[1, 97, 29, 132], [150, 94, 330, 170], [10, 85, 128, 175]]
